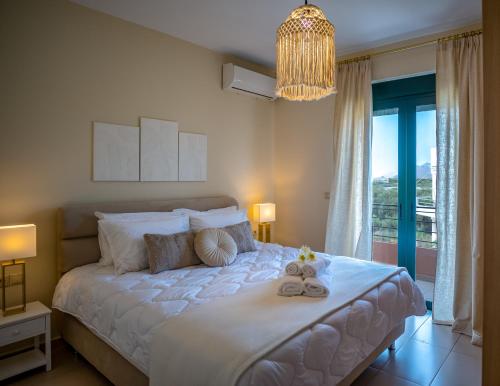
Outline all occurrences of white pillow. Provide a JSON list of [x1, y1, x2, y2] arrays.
[[97, 222, 114, 266], [172, 206, 237, 215], [95, 211, 178, 221], [99, 216, 190, 275], [95, 211, 182, 266], [189, 209, 248, 232]]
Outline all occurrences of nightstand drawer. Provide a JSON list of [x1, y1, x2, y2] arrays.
[[0, 317, 45, 346]]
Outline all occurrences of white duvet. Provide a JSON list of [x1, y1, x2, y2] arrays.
[[52, 242, 426, 385]]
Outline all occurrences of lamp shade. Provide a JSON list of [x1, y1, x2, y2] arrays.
[[0, 224, 36, 261], [253, 203, 276, 223], [276, 4, 336, 101]]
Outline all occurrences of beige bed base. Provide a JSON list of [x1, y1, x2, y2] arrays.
[[62, 313, 148, 386], [61, 312, 403, 386], [56, 196, 404, 386]]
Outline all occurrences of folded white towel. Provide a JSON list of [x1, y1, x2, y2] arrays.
[[285, 261, 303, 276], [277, 275, 305, 297], [303, 275, 330, 298], [302, 257, 331, 278]]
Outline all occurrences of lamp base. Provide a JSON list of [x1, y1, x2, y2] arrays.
[[257, 223, 271, 243], [2, 259, 26, 317]]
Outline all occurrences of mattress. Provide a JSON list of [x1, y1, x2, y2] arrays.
[[52, 242, 426, 385]]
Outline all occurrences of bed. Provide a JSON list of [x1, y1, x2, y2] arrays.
[[53, 196, 426, 386]]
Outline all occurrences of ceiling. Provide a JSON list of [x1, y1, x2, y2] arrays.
[[72, 0, 482, 68]]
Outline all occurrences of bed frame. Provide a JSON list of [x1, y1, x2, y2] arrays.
[[56, 195, 403, 386]]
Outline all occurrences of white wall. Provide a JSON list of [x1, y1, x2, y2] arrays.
[[372, 44, 436, 82]]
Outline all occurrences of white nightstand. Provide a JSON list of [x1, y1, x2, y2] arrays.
[[0, 301, 51, 381]]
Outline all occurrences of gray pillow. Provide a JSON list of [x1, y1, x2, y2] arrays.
[[144, 231, 201, 274], [222, 221, 257, 254], [194, 228, 237, 267]]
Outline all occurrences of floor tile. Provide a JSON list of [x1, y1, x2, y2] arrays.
[[452, 334, 482, 359], [394, 327, 417, 353], [383, 339, 449, 385], [368, 370, 421, 386], [351, 366, 379, 385], [430, 351, 481, 386], [394, 311, 431, 349], [412, 317, 459, 350], [371, 349, 396, 369], [406, 311, 432, 336]]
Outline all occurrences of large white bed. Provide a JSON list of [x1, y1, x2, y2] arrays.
[[54, 196, 426, 386]]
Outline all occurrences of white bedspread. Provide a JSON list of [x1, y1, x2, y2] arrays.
[[150, 258, 406, 386], [52, 242, 426, 385]]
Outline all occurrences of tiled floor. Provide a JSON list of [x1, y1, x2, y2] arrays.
[[4, 312, 481, 386], [352, 311, 482, 386]]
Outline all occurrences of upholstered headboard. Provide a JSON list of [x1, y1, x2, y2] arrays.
[[57, 196, 239, 275]]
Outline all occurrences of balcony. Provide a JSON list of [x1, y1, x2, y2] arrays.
[[372, 203, 437, 301]]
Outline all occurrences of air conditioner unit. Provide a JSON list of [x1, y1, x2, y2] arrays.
[[222, 63, 277, 101]]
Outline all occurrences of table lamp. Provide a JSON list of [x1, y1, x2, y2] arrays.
[[253, 203, 275, 243], [0, 224, 36, 316]]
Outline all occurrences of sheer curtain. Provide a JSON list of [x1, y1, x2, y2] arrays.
[[325, 58, 372, 259], [433, 33, 483, 345]]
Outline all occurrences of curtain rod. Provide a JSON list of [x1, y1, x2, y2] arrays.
[[337, 29, 482, 65]]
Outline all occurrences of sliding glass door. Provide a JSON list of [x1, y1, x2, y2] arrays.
[[371, 74, 436, 308]]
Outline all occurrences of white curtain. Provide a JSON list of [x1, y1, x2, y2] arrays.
[[433, 34, 483, 345], [325, 59, 372, 259]]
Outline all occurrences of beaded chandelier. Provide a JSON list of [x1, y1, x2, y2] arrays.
[[276, 1, 336, 101]]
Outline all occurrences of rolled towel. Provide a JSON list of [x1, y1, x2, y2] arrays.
[[285, 261, 303, 276], [277, 275, 305, 297], [302, 256, 331, 278], [303, 275, 331, 298]]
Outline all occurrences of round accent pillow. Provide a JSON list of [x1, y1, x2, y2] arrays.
[[194, 228, 237, 267]]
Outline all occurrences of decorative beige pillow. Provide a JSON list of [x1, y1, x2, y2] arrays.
[[222, 221, 256, 254], [194, 228, 237, 267], [144, 231, 201, 274]]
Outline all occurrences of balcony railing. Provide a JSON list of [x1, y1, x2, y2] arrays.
[[372, 203, 437, 249]]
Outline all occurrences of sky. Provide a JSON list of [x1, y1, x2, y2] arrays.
[[371, 110, 436, 178]]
